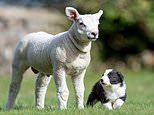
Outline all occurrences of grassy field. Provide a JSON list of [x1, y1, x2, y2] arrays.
[[0, 68, 154, 115]]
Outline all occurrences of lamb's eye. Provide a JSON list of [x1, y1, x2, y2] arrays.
[[79, 22, 84, 25]]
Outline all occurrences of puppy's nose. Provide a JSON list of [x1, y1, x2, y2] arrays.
[[91, 32, 97, 37]]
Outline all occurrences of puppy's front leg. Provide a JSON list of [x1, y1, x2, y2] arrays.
[[113, 99, 124, 109], [103, 102, 113, 110]]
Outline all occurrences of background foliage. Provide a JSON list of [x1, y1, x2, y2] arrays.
[[0, 0, 154, 72], [75, 0, 154, 68]]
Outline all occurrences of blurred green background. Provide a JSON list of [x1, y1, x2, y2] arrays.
[[0, 0, 154, 74]]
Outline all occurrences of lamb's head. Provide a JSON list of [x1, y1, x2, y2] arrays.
[[66, 7, 103, 42]]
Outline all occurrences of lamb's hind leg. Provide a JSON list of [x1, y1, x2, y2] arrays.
[[35, 73, 51, 109], [6, 63, 29, 111]]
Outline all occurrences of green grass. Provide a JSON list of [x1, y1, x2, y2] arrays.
[[0, 68, 154, 115]]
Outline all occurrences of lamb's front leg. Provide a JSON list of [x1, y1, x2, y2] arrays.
[[72, 70, 86, 109], [54, 67, 69, 110], [35, 73, 51, 109]]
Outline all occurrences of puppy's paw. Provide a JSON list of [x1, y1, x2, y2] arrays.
[[113, 99, 124, 109], [103, 102, 113, 110]]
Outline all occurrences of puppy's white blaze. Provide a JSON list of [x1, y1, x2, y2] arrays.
[[105, 69, 113, 74], [113, 99, 124, 109], [101, 69, 113, 85]]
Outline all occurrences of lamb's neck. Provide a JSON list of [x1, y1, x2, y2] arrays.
[[67, 24, 91, 53]]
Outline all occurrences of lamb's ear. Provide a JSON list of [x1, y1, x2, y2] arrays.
[[65, 7, 79, 21], [95, 10, 103, 19]]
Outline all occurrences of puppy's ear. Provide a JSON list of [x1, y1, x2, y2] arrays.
[[117, 72, 124, 87]]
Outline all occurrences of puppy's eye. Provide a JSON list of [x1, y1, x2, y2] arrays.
[[108, 76, 111, 79]]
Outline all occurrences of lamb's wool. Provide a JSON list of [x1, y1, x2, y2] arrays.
[[6, 7, 103, 110]]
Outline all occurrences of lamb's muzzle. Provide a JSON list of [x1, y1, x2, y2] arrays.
[[6, 7, 103, 110]]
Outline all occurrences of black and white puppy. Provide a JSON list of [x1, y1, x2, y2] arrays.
[[87, 69, 126, 110]]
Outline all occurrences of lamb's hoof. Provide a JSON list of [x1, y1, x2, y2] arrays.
[[6, 104, 12, 111], [36, 106, 44, 110], [78, 105, 84, 109]]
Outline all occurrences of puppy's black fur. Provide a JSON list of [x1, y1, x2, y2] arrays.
[[86, 80, 109, 106]]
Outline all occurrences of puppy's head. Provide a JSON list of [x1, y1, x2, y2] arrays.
[[100, 69, 124, 87]]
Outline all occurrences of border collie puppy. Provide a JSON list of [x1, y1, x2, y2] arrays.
[[87, 69, 126, 110]]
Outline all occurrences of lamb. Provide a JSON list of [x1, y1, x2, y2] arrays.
[[6, 7, 103, 110]]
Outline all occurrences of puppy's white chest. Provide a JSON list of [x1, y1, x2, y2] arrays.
[[105, 86, 125, 102], [106, 92, 119, 101], [106, 85, 126, 101]]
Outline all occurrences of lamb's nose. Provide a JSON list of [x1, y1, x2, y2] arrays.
[[91, 32, 97, 37]]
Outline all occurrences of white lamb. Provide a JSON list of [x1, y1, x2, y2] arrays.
[[6, 7, 103, 110]]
